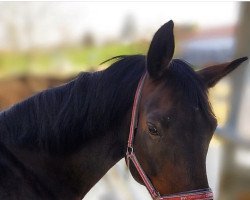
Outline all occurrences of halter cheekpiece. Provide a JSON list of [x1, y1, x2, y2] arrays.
[[126, 72, 214, 200]]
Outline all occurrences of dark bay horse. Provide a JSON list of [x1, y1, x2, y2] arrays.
[[0, 20, 247, 200]]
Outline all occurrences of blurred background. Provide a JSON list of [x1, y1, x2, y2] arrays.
[[0, 2, 249, 200]]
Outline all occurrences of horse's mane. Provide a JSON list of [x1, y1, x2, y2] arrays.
[[0, 55, 146, 154], [0, 55, 214, 154]]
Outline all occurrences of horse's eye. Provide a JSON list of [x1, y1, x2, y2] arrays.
[[147, 124, 159, 136]]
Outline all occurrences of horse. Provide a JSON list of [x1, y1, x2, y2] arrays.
[[0, 20, 247, 200]]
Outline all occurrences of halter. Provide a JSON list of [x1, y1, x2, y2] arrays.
[[126, 72, 214, 200]]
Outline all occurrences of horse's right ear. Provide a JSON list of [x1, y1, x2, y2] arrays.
[[147, 20, 175, 79]]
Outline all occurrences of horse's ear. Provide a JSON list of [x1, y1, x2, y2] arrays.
[[197, 57, 248, 88], [147, 20, 175, 79]]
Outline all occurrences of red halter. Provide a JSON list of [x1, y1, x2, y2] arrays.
[[126, 73, 214, 200]]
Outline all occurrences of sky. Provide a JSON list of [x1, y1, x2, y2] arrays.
[[0, 2, 239, 50]]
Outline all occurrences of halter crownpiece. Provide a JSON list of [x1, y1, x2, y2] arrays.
[[126, 72, 214, 200]]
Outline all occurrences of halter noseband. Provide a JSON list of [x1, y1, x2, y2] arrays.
[[126, 72, 214, 200]]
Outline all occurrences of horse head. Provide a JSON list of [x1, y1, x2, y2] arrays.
[[126, 20, 247, 199]]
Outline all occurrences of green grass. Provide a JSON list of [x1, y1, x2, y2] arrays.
[[0, 42, 149, 78]]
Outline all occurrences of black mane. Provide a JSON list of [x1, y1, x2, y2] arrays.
[[0, 55, 214, 154], [0, 55, 145, 153]]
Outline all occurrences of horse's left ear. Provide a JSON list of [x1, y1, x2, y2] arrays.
[[147, 20, 175, 79], [197, 57, 248, 88]]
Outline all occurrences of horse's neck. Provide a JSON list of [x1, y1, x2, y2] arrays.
[[67, 128, 129, 197], [71, 106, 132, 197], [0, 75, 132, 199], [0, 128, 127, 199]]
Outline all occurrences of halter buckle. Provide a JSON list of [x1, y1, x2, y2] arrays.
[[126, 146, 134, 155]]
